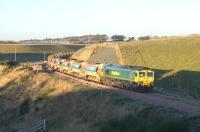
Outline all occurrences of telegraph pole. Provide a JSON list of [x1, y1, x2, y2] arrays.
[[44, 51, 46, 61], [14, 46, 17, 62]]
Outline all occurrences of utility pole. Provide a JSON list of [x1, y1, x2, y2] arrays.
[[44, 51, 46, 61], [14, 46, 17, 62]]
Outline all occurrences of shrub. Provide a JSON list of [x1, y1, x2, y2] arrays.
[[138, 36, 151, 41], [19, 99, 30, 115], [111, 35, 126, 41], [0, 60, 18, 67]]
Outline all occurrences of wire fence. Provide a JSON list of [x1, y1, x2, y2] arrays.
[[0, 44, 84, 62], [19, 120, 46, 132], [0, 52, 49, 63], [154, 77, 200, 99]]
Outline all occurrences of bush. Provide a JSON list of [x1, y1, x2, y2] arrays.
[[100, 114, 189, 132], [0, 60, 18, 67], [19, 99, 30, 115], [138, 36, 151, 41], [111, 35, 126, 41]]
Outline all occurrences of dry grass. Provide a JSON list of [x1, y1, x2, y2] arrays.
[[71, 46, 96, 61]]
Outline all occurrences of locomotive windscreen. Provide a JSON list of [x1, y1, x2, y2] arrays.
[[63, 63, 68, 67], [72, 64, 80, 69], [85, 66, 97, 72]]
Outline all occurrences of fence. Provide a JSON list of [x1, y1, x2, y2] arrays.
[[0, 44, 84, 62], [19, 120, 46, 132], [0, 52, 49, 63]]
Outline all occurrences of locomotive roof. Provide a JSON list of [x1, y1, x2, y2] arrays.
[[104, 64, 150, 70]]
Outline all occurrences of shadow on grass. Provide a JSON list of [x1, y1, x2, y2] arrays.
[[154, 69, 200, 99], [0, 78, 196, 132]]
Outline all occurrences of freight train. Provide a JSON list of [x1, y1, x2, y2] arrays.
[[48, 53, 155, 91]]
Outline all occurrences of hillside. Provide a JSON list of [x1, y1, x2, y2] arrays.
[[72, 35, 200, 99], [20, 34, 108, 44], [1, 64, 198, 132]]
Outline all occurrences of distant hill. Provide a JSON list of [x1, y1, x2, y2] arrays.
[[20, 34, 108, 44], [0, 40, 18, 44]]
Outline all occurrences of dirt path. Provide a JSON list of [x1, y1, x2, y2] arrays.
[[88, 47, 119, 64], [114, 44, 124, 64], [45, 66, 200, 116]]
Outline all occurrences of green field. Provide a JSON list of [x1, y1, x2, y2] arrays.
[[0, 45, 84, 62], [120, 35, 200, 98]]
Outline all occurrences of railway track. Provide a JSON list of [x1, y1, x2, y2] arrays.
[[43, 64, 200, 116]]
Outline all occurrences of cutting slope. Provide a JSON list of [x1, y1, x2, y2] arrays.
[[71, 44, 123, 64]]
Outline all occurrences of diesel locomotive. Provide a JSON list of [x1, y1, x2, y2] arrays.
[[48, 53, 155, 91]]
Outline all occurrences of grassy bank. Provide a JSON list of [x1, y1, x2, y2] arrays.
[[0, 64, 198, 132], [119, 35, 200, 99]]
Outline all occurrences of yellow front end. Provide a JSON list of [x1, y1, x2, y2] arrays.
[[60, 66, 70, 73], [135, 70, 154, 87], [84, 71, 101, 82], [71, 68, 82, 77], [55, 64, 62, 71]]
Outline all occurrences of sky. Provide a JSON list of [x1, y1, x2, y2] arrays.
[[0, 0, 200, 40]]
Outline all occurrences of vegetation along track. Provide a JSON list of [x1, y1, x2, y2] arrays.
[[44, 65, 200, 116]]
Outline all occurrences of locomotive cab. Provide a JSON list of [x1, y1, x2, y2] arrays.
[[134, 70, 154, 87]]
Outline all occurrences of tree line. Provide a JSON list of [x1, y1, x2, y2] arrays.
[[0, 41, 18, 44], [0, 34, 164, 44], [20, 35, 109, 44]]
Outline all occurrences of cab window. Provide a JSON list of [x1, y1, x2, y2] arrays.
[[63, 63, 68, 67], [56, 61, 61, 65], [135, 73, 138, 77], [147, 72, 154, 77], [139, 72, 145, 77]]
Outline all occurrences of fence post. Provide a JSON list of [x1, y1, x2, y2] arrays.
[[19, 119, 46, 132], [43, 120, 46, 130]]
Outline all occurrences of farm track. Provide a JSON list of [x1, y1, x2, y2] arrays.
[[43, 65, 200, 116], [88, 48, 119, 64]]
